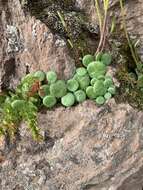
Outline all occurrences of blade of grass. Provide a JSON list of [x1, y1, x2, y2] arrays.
[[95, 0, 109, 54], [120, 0, 139, 66], [95, 0, 103, 32], [57, 11, 74, 49]]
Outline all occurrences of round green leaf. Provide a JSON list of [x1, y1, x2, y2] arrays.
[[67, 79, 79, 92], [43, 95, 57, 108], [61, 93, 75, 107], [74, 90, 86, 103], [82, 54, 94, 67]]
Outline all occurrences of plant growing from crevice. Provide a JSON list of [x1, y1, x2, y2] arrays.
[[114, 0, 143, 109], [0, 94, 41, 141], [95, 0, 110, 54], [119, 0, 140, 67], [0, 52, 116, 141], [0, 73, 44, 141], [57, 10, 74, 49]]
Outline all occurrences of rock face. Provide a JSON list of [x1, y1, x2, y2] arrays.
[[1, 100, 143, 190], [76, 0, 143, 60], [1, 0, 143, 190], [0, 0, 76, 90]]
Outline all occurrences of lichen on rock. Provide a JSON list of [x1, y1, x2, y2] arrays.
[[22, 0, 99, 60]]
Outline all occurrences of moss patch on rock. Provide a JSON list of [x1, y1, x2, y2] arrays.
[[111, 34, 143, 110], [21, 0, 99, 64]]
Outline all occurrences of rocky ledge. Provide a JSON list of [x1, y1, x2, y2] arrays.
[[1, 0, 143, 190], [0, 99, 143, 190]]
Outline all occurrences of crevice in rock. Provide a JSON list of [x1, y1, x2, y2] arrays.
[[21, 0, 99, 62], [117, 166, 143, 190], [1, 57, 16, 90]]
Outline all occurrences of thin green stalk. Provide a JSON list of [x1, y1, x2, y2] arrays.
[[120, 0, 139, 66], [95, 0, 103, 32], [57, 11, 74, 49], [95, 0, 109, 54]]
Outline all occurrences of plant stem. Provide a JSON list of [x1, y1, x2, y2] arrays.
[[57, 11, 74, 49], [95, 0, 103, 33], [120, 0, 139, 66], [96, 1, 109, 54]]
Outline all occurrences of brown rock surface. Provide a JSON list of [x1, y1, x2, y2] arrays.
[[0, 100, 143, 189], [0, 0, 75, 89], [1, 0, 143, 190], [76, 0, 143, 61]]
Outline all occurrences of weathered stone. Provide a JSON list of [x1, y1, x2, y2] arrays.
[[0, 100, 143, 189], [1, 0, 143, 189], [76, 0, 143, 61], [0, 0, 76, 90]]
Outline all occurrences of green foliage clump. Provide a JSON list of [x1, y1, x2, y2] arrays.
[[0, 97, 40, 140], [137, 75, 143, 88], [97, 75, 105, 81], [0, 52, 116, 141], [104, 77, 113, 88], [17, 73, 40, 98], [108, 86, 116, 95], [11, 100, 25, 110]]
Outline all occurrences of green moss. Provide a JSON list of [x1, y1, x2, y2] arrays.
[[97, 75, 105, 80], [137, 75, 143, 88], [0, 52, 116, 141], [11, 100, 25, 110]]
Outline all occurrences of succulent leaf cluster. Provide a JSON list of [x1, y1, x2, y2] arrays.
[[30, 52, 115, 108], [0, 52, 115, 140]]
